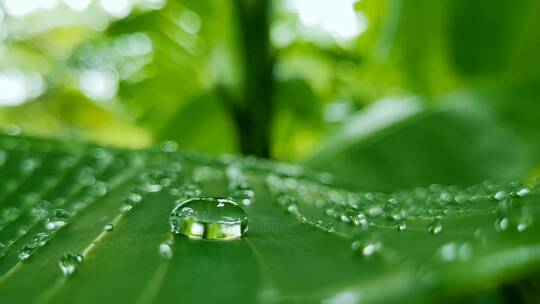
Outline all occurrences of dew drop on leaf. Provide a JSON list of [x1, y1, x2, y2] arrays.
[[368, 206, 383, 217], [516, 214, 532, 232], [169, 197, 248, 240], [45, 209, 71, 231], [395, 219, 407, 231], [103, 223, 114, 231], [2, 207, 20, 223], [160, 140, 178, 153], [58, 252, 84, 277], [159, 242, 173, 259], [517, 188, 531, 197], [428, 219, 443, 235], [495, 217, 509, 232], [18, 245, 35, 261], [92, 181, 108, 197], [493, 191, 507, 201], [126, 192, 143, 204], [353, 213, 368, 228], [439, 243, 457, 262], [120, 204, 133, 212], [33, 232, 51, 247], [351, 240, 381, 257], [0, 242, 7, 258]]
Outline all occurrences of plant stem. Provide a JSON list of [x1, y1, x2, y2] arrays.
[[231, 0, 275, 158]]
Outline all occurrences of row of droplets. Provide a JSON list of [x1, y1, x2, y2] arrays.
[[0, 150, 149, 267], [14, 156, 131, 263], [266, 174, 540, 235], [54, 161, 186, 277], [0, 154, 112, 259]]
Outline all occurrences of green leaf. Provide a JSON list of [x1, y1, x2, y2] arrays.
[[0, 133, 539, 303], [307, 96, 538, 192]]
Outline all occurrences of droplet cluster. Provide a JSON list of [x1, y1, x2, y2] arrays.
[[266, 174, 540, 236]]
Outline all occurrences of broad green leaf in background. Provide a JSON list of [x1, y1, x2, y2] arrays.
[[0, 133, 539, 303], [307, 91, 540, 193]]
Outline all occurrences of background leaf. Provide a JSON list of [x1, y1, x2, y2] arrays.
[[307, 92, 540, 192]]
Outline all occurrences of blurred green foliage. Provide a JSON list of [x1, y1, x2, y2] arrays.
[[1, 1, 540, 302], [0, 0, 539, 163]]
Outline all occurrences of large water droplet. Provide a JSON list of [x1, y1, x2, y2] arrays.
[[58, 252, 84, 277], [169, 197, 248, 240]]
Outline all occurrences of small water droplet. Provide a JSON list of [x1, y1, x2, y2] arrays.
[[516, 188, 531, 197], [33, 232, 51, 247], [46, 209, 71, 231], [428, 219, 443, 235], [495, 217, 509, 231], [454, 194, 468, 204], [0, 242, 7, 258], [160, 140, 178, 152], [181, 206, 194, 215], [126, 192, 143, 204], [103, 223, 114, 231], [77, 167, 96, 186], [395, 220, 406, 231], [6, 124, 21, 136], [516, 215, 532, 232], [58, 252, 84, 277], [17, 226, 28, 237], [193, 166, 223, 183], [169, 197, 248, 240], [352, 213, 368, 228], [120, 204, 133, 212], [351, 240, 381, 257], [159, 242, 173, 259], [368, 206, 383, 217], [92, 181, 108, 197], [145, 183, 163, 193], [160, 178, 171, 187], [287, 204, 299, 214], [440, 243, 457, 261], [36, 200, 52, 212], [2, 207, 20, 222], [493, 191, 507, 201], [458, 243, 472, 261], [21, 158, 40, 174], [19, 245, 35, 261], [339, 214, 350, 223]]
